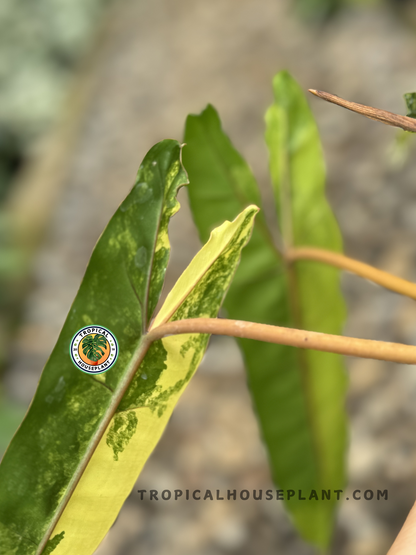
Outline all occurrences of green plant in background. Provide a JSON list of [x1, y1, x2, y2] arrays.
[[2, 71, 416, 555], [404, 92, 416, 118], [293, 0, 382, 22], [183, 71, 347, 548], [0, 387, 26, 456], [294, 0, 345, 20], [0, 214, 26, 455], [0, 215, 25, 363]]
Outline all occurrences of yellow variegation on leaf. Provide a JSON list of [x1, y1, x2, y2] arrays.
[[0, 138, 257, 555]]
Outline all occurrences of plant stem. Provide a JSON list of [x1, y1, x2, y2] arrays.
[[309, 89, 416, 133], [287, 246, 416, 301], [36, 312, 416, 553], [147, 317, 416, 365]]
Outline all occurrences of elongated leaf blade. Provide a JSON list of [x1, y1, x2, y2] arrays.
[[0, 138, 257, 554], [265, 70, 347, 546], [0, 140, 188, 554], [183, 76, 347, 548], [46, 205, 258, 555]]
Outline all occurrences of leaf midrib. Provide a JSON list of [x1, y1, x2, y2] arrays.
[[35, 334, 152, 555], [277, 108, 326, 489]]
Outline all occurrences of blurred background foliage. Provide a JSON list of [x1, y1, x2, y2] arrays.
[[0, 0, 111, 201], [0, 0, 413, 220], [0, 0, 412, 208], [294, 0, 416, 22]]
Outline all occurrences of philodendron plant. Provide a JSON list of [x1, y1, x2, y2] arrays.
[[1, 71, 416, 555]]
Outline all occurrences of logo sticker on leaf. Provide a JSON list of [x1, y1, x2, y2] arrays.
[[70, 326, 118, 374]]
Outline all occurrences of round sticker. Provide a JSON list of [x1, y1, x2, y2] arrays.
[[70, 326, 118, 374]]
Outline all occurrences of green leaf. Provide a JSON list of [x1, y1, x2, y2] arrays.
[[183, 71, 347, 548], [265, 71, 347, 545], [46, 205, 258, 555], [0, 135, 258, 554], [0, 140, 187, 554], [404, 92, 416, 119]]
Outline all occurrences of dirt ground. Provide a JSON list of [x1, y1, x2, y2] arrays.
[[6, 0, 416, 553]]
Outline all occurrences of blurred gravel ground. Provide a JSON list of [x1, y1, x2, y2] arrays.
[[5, 0, 416, 553]]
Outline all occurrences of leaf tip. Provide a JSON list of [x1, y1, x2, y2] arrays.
[[246, 203, 260, 216]]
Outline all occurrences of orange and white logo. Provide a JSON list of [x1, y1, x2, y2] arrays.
[[70, 326, 118, 374]]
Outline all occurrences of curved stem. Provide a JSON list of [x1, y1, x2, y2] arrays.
[[147, 318, 416, 365], [287, 246, 416, 301], [309, 89, 416, 133]]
